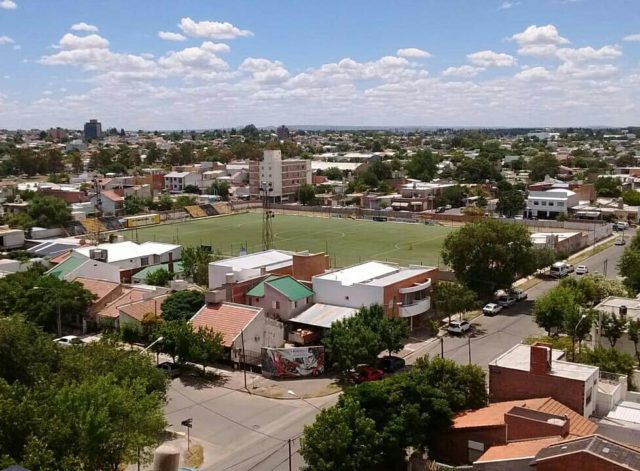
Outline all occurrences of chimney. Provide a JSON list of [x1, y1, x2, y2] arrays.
[[168, 252, 174, 274], [530, 343, 552, 375]]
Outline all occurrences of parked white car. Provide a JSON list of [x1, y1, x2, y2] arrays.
[[483, 303, 503, 316], [53, 335, 84, 347], [447, 320, 471, 335], [575, 265, 589, 275], [509, 288, 528, 301], [497, 296, 516, 308]]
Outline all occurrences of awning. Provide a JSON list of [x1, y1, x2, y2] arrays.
[[392, 202, 409, 208]]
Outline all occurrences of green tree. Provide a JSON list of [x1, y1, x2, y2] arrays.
[[622, 190, 640, 206], [454, 157, 500, 183], [580, 347, 636, 389], [145, 268, 173, 287], [601, 312, 627, 347], [6, 212, 35, 230], [618, 244, 640, 294], [183, 184, 200, 194], [441, 219, 539, 299], [533, 286, 577, 336], [181, 246, 214, 285], [155, 320, 194, 363], [297, 183, 316, 205], [210, 180, 230, 200], [528, 153, 560, 182], [124, 195, 146, 215], [301, 396, 383, 471], [496, 188, 526, 217], [161, 290, 205, 322], [405, 150, 437, 181], [595, 177, 621, 197], [173, 195, 196, 208], [323, 167, 344, 180], [627, 319, 640, 365], [436, 185, 466, 208], [432, 281, 477, 324], [27, 195, 71, 228], [378, 310, 409, 357], [189, 327, 225, 372]]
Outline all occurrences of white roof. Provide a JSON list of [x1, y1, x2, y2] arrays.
[[606, 401, 640, 425], [165, 171, 190, 178], [316, 261, 399, 286], [367, 267, 431, 286], [546, 188, 576, 196], [75, 241, 180, 262], [290, 303, 357, 328], [211, 249, 293, 270], [311, 161, 362, 171], [490, 344, 598, 381]]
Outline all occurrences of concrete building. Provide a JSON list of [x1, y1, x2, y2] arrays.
[[90, 190, 124, 216], [489, 343, 599, 417], [526, 188, 580, 219], [593, 296, 640, 359], [83, 119, 102, 139], [249, 150, 312, 202], [208, 250, 294, 290], [0, 227, 25, 250], [312, 261, 437, 330], [276, 125, 290, 141], [246, 275, 314, 321], [164, 171, 202, 193]]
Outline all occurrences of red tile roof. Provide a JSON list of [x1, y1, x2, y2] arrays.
[[452, 397, 597, 438], [476, 437, 564, 462], [119, 295, 168, 322], [97, 288, 146, 318], [100, 190, 124, 202], [190, 302, 262, 347], [50, 251, 71, 265], [75, 277, 121, 302]]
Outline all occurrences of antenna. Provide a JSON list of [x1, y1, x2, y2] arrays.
[[260, 181, 274, 250]]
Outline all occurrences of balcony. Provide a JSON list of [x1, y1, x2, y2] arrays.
[[398, 297, 430, 318], [399, 279, 432, 294]]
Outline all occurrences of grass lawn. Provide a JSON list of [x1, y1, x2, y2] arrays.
[[121, 212, 455, 268]]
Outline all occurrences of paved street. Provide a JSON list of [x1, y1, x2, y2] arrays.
[[162, 233, 632, 470]]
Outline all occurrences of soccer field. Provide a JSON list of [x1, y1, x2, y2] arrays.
[[122, 213, 455, 268]]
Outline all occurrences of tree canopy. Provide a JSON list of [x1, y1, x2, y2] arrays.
[[161, 290, 205, 322], [405, 150, 437, 182]]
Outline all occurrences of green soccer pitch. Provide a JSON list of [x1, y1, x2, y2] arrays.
[[121, 212, 455, 268]]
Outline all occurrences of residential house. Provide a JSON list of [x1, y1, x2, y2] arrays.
[[47, 251, 121, 283], [0, 227, 25, 250], [118, 294, 169, 327], [190, 301, 283, 366], [435, 397, 597, 465], [90, 190, 124, 216], [489, 343, 599, 417], [164, 171, 201, 193], [246, 275, 314, 321], [312, 261, 437, 330], [208, 249, 294, 290], [592, 296, 640, 359]]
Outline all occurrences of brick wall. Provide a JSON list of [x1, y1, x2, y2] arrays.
[[489, 365, 586, 416], [292, 252, 331, 281], [435, 427, 506, 465], [504, 413, 568, 441]]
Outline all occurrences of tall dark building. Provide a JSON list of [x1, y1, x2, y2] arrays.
[[83, 119, 102, 139], [276, 125, 290, 141]]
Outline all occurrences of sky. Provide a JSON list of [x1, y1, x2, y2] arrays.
[[0, 0, 639, 130]]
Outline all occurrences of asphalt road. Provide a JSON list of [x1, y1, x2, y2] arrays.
[[163, 232, 632, 471]]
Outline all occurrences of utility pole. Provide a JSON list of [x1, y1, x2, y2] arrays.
[[240, 329, 247, 390], [440, 336, 444, 359], [468, 336, 471, 365], [288, 438, 292, 471], [604, 259, 608, 278]]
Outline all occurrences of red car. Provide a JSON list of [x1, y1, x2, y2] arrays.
[[354, 366, 384, 383]]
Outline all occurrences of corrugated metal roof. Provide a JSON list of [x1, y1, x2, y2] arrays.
[[290, 303, 357, 328], [247, 275, 313, 301], [47, 252, 87, 279]]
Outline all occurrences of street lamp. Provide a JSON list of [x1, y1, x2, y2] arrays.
[[33, 286, 62, 337], [573, 314, 588, 361], [144, 336, 164, 364]]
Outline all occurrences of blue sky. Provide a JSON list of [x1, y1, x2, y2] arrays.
[[1, 0, 639, 129]]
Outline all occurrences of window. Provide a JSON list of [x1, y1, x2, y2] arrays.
[[541, 201, 547, 206], [557, 201, 564, 207], [140, 257, 149, 266], [586, 387, 592, 405], [534, 201, 539, 206], [548, 202, 554, 206]]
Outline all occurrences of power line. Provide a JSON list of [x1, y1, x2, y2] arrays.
[[222, 442, 287, 471]]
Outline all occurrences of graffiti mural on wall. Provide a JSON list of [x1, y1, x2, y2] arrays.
[[261, 346, 324, 378]]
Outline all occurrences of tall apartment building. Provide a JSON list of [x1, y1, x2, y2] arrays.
[[276, 125, 290, 141], [249, 150, 311, 202], [83, 119, 102, 139]]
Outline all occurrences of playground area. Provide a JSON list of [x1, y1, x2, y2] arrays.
[[121, 212, 455, 268]]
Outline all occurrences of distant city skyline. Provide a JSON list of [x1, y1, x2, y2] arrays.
[[0, 0, 639, 129]]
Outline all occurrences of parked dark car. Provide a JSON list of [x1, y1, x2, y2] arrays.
[[156, 361, 181, 378], [379, 355, 406, 373], [354, 366, 384, 383]]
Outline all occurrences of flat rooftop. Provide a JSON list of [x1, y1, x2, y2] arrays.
[[211, 249, 293, 270], [490, 344, 598, 381], [290, 303, 357, 328], [75, 241, 180, 263]]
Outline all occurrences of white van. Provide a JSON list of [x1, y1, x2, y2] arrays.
[[549, 262, 570, 278]]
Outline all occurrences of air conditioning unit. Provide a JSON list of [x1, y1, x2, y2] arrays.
[[205, 289, 226, 304], [89, 248, 107, 261]]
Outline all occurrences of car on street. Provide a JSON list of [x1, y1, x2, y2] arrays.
[[497, 295, 517, 308], [576, 265, 589, 275], [615, 238, 626, 246], [509, 288, 528, 301], [354, 366, 384, 383], [447, 320, 471, 335], [483, 303, 503, 316], [53, 335, 84, 346], [379, 355, 406, 373], [565, 264, 575, 273], [156, 361, 181, 378]]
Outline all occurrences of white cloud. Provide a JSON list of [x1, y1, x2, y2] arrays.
[[201, 41, 230, 54], [557, 62, 618, 79], [623, 33, 640, 42], [498, 1, 520, 10], [12, 44, 20, 50], [0, 0, 16, 10], [517, 44, 559, 57], [556, 45, 621, 62], [396, 48, 431, 59], [158, 42, 229, 74], [442, 65, 484, 77], [0, 35, 14, 45], [515, 66, 553, 81], [240, 58, 290, 82], [158, 31, 187, 41], [178, 17, 253, 39], [511, 24, 570, 46], [467, 50, 517, 67], [58, 33, 109, 50], [71, 22, 98, 33]]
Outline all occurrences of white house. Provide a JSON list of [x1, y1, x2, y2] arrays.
[[592, 296, 640, 359], [208, 249, 293, 290], [0, 227, 25, 250], [164, 171, 202, 193], [526, 188, 580, 219]]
